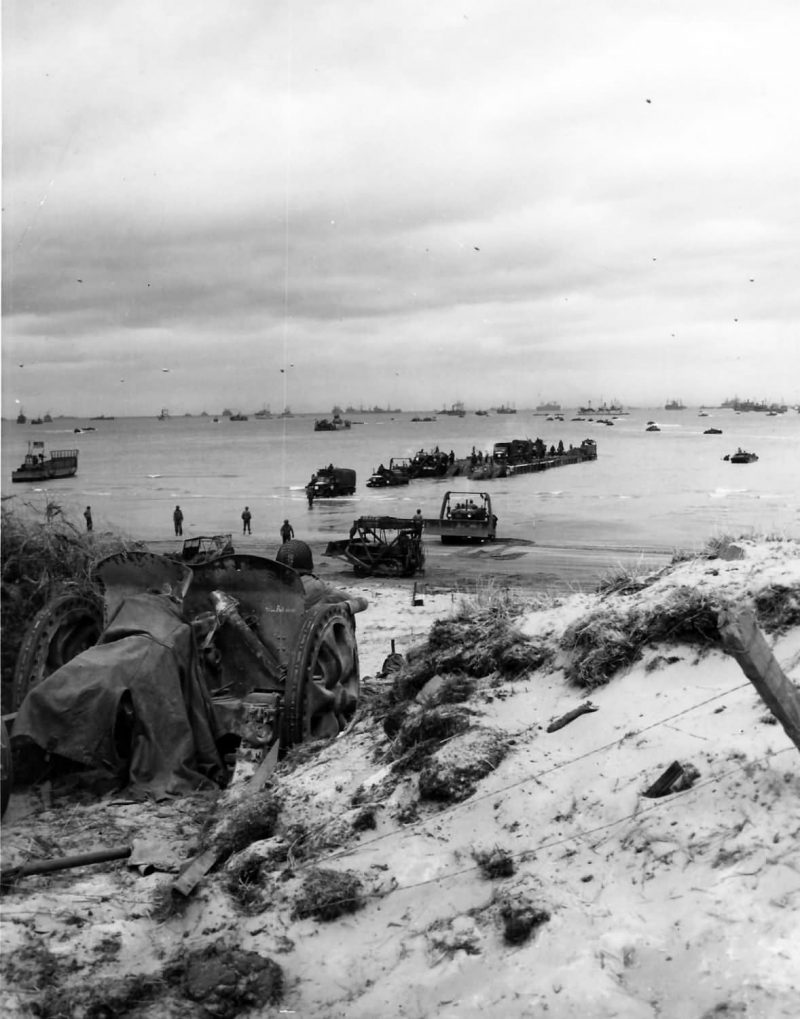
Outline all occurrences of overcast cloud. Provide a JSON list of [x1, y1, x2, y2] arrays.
[[3, 0, 799, 416]]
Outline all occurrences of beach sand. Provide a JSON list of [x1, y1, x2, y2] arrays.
[[2, 537, 799, 1017]]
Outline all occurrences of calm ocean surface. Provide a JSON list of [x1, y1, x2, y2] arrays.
[[3, 409, 799, 553]]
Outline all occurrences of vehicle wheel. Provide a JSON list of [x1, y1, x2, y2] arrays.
[[12, 592, 104, 709], [0, 719, 12, 819], [281, 603, 360, 750]]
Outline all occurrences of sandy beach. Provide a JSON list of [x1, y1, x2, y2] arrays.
[[145, 533, 676, 600], [2, 536, 799, 1017]]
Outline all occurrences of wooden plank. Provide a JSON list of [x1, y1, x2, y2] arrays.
[[546, 701, 598, 733], [248, 737, 280, 790], [172, 846, 220, 897], [718, 607, 800, 753]]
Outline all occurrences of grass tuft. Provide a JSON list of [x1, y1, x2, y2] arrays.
[[292, 867, 364, 922]]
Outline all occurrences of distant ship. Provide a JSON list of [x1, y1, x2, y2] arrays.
[[253, 406, 273, 419], [579, 400, 626, 415], [721, 396, 787, 413], [536, 401, 561, 413], [664, 399, 686, 410], [494, 404, 517, 414], [157, 408, 169, 421], [439, 402, 466, 417]]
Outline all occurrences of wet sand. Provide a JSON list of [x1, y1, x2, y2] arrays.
[[145, 534, 675, 595]]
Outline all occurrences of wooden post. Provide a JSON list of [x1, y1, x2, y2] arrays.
[[718, 607, 800, 754]]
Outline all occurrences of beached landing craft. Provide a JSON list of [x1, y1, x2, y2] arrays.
[[489, 437, 597, 476], [11, 442, 79, 483]]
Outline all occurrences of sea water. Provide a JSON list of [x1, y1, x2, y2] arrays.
[[2, 409, 799, 552]]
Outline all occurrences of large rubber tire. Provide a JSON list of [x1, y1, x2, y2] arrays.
[[12, 592, 104, 709], [281, 602, 360, 750]]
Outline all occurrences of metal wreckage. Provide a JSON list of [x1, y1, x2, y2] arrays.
[[3, 538, 366, 807]]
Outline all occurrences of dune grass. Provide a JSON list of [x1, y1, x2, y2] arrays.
[[1, 504, 140, 705]]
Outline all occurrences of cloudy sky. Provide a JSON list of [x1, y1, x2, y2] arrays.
[[3, 0, 799, 417]]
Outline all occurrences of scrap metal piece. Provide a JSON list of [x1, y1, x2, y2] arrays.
[[1, 846, 133, 890], [210, 590, 283, 680]]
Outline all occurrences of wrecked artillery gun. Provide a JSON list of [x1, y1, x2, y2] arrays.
[[4, 547, 366, 807]]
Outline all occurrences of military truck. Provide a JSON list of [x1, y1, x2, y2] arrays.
[[306, 466, 356, 498]]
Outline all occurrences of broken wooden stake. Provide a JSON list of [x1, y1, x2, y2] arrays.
[[718, 606, 800, 754], [546, 701, 598, 733]]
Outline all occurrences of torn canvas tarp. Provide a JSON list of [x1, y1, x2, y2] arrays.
[[12, 592, 227, 799]]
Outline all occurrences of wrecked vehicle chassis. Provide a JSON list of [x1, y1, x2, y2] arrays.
[[8, 551, 365, 790]]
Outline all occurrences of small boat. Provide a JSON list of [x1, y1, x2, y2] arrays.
[[229, 413, 249, 421], [314, 414, 351, 431], [646, 424, 661, 432], [12, 442, 79, 483], [703, 427, 723, 435], [725, 449, 758, 463], [157, 408, 169, 421], [29, 417, 44, 425]]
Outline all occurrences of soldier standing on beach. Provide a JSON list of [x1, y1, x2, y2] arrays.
[[173, 505, 183, 536], [84, 506, 93, 532], [280, 519, 294, 543], [242, 506, 252, 535]]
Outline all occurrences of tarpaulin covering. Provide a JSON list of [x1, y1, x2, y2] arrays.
[[12, 592, 227, 799]]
